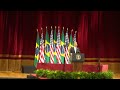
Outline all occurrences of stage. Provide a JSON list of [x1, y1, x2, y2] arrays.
[[0, 71, 119, 79], [37, 63, 108, 72], [0, 71, 29, 79]]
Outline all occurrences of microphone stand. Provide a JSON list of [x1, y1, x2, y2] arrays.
[[98, 58, 101, 72]]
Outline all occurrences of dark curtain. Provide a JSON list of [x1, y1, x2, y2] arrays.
[[0, 11, 120, 59]]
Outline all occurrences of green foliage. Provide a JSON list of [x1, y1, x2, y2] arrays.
[[64, 72, 72, 79], [34, 69, 114, 79], [34, 69, 50, 77], [98, 71, 114, 79], [71, 72, 80, 79], [46, 70, 56, 79], [79, 72, 88, 79], [55, 70, 65, 79]]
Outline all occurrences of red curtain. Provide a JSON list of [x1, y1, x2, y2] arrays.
[[0, 11, 120, 59]]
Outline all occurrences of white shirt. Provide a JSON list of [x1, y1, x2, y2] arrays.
[[74, 47, 77, 53]]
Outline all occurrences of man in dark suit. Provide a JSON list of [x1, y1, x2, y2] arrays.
[[69, 42, 80, 62], [69, 42, 80, 53]]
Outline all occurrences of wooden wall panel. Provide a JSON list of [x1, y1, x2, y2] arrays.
[[0, 58, 120, 73], [83, 62, 120, 73], [8, 59, 16, 71], [0, 59, 33, 72], [14, 60, 21, 72], [83, 62, 98, 65], [0, 59, 8, 71], [21, 60, 33, 66], [101, 62, 120, 73]]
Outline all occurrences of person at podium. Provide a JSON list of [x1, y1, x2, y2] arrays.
[[69, 41, 80, 53], [68, 41, 80, 62]]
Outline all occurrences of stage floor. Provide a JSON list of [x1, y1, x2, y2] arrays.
[[0, 71, 29, 79], [113, 73, 120, 79], [0, 71, 119, 79]]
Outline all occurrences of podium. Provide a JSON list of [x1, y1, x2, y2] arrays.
[[70, 53, 85, 72]]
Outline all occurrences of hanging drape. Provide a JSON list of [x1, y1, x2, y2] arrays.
[[0, 11, 120, 60]]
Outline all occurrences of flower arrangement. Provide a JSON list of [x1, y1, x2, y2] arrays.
[[34, 69, 114, 79]]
